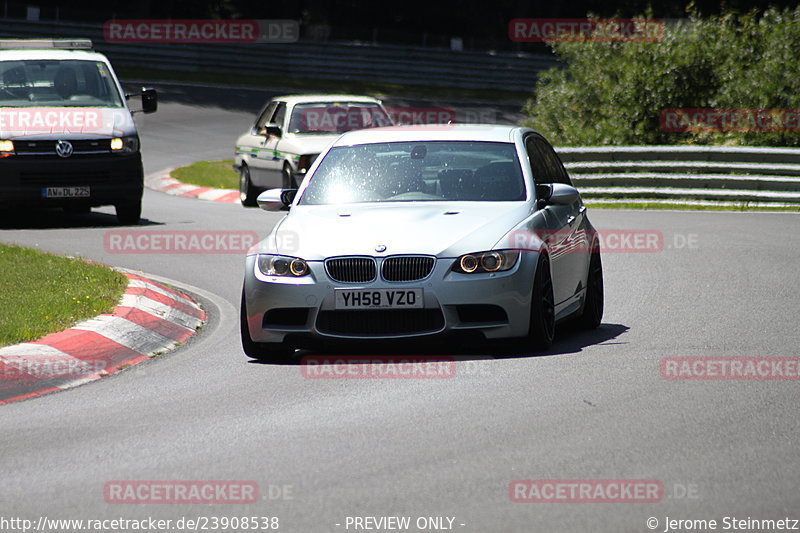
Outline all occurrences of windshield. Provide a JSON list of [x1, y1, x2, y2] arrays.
[[288, 102, 392, 134], [0, 59, 123, 107], [299, 141, 526, 205]]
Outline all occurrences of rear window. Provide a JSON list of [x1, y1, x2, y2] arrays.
[[0, 59, 123, 108]]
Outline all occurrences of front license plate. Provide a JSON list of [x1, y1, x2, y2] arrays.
[[43, 186, 90, 198], [335, 288, 423, 309]]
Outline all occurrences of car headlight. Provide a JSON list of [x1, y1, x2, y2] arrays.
[[0, 139, 14, 157], [452, 250, 520, 274], [110, 135, 139, 153], [257, 254, 309, 277]]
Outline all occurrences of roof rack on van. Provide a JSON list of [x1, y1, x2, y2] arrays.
[[0, 39, 93, 50]]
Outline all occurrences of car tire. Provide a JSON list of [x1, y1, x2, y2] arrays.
[[240, 290, 294, 361], [282, 164, 298, 189], [528, 252, 555, 350], [576, 244, 604, 329], [239, 164, 259, 207], [115, 199, 141, 225]]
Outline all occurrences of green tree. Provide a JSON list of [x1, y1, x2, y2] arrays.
[[523, 7, 800, 146]]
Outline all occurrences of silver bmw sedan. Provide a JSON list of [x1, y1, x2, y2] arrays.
[[241, 124, 603, 359]]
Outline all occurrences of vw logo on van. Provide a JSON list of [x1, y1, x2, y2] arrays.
[[55, 140, 74, 158]]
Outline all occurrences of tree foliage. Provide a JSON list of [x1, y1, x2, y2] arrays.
[[522, 7, 800, 146]]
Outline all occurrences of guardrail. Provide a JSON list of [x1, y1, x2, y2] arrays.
[[0, 19, 558, 91], [555, 146, 800, 205]]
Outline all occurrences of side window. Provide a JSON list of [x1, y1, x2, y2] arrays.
[[272, 102, 287, 129], [255, 101, 278, 129], [525, 136, 552, 185], [536, 138, 572, 186]]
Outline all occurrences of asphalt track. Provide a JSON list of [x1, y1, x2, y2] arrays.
[[1, 84, 799, 533]]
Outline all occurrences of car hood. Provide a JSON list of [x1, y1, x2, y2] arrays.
[[257, 202, 532, 259]]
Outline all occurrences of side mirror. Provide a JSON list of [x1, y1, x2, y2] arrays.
[[257, 188, 296, 211], [264, 123, 282, 138], [549, 183, 580, 205], [536, 183, 579, 207], [141, 87, 157, 114]]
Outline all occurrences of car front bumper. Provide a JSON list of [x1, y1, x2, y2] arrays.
[[242, 252, 539, 345], [0, 153, 143, 208]]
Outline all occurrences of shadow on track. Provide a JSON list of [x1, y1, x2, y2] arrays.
[[500, 322, 630, 358], [245, 322, 630, 366], [0, 208, 161, 230]]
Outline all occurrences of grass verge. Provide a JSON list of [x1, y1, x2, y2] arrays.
[[117, 67, 530, 102], [171, 159, 238, 189], [0, 244, 128, 347]]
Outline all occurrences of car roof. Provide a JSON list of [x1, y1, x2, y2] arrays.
[[0, 49, 109, 62], [331, 124, 528, 145], [273, 94, 383, 105]]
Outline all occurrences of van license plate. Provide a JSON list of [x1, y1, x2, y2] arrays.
[[44, 187, 90, 198]]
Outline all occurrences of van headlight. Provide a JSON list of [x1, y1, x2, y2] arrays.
[[452, 250, 519, 274], [258, 254, 309, 277], [110, 136, 139, 153]]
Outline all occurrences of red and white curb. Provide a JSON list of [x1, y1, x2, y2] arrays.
[[0, 271, 206, 405], [145, 167, 240, 203]]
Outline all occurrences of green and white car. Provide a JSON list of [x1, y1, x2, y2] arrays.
[[233, 94, 393, 206]]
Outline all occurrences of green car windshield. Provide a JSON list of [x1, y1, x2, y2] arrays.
[[287, 102, 392, 134]]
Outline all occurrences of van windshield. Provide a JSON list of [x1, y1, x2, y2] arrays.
[[0, 59, 124, 107]]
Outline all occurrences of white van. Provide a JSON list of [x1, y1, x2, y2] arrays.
[[0, 39, 156, 224]]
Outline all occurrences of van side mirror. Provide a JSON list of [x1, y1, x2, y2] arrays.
[[128, 87, 157, 114], [141, 88, 157, 114]]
